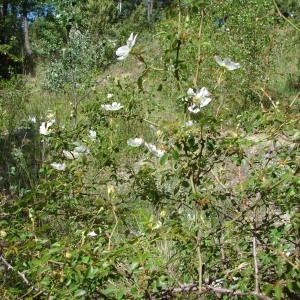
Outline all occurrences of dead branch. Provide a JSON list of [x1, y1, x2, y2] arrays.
[[151, 282, 273, 300], [0, 255, 39, 292]]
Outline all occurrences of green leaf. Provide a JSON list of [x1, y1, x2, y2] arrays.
[[31, 258, 41, 266], [274, 283, 282, 299], [74, 289, 87, 298], [48, 247, 63, 254], [160, 154, 168, 166], [116, 289, 124, 299], [81, 255, 90, 263], [103, 286, 118, 295], [181, 180, 189, 188], [171, 150, 179, 160], [86, 266, 95, 279], [129, 261, 139, 271]]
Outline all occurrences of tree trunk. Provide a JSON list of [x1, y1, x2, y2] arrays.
[[0, 0, 8, 18], [23, 10, 35, 76], [23, 12, 32, 56], [118, 0, 122, 13], [147, 0, 153, 20]]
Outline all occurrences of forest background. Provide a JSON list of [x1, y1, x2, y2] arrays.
[[0, 0, 299, 299]]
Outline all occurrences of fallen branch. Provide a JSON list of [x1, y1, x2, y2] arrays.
[[151, 282, 272, 300], [0, 255, 39, 292]]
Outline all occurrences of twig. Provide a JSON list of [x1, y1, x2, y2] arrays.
[[70, 60, 78, 129], [0, 255, 39, 292], [253, 207, 260, 294], [151, 282, 273, 300], [259, 87, 279, 111], [189, 173, 203, 293], [289, 90, 300, 108], [194, 9, 204, 87], [272, 0, 300, 33]]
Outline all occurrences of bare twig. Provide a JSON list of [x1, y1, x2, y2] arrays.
[[272, 0, 300, 32], [194, 9, 204, 87], [0, 255, 39, 292], [151, 282, 273, 300], [253, 207, 260, 294], [289, 91, 300, 108], [70, 61, 78, 129], [259, 87, 279, 111]]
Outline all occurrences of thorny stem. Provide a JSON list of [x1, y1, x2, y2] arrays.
[[253, 235, 260, 293], [108, 187, 118, 251], [190, 172, 203, 293], [253, 206, 260, 294], [174, 3, 183, 93], [109, 113, 113, 148], [196, 235, 203, 294], [108, 205, 118, 251], [194, 9, 204, 87], [70, 55, 78, 129]]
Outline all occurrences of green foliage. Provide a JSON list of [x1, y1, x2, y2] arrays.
[[86, 0, 119, 38], [30, 13, 66, 55], [43, 28, 104, 92], [0, 76, 29, 133]]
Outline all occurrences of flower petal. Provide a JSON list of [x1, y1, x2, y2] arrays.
[[127, 138, 144, 147], [224, 58, 240, 70], [145, 142, 165, 158], [126, 33, 134, 47], [63, 150, 79, 159], [199, 97, 212, 108], [187, 88, 196, 97], [89, 130, 96, 139], [130, 34, 138, 48], [185, 120, 195, 127], [101, 102, 123, 111], [214, 55, 224, 67], [199, 87, 210, 98], [116, 45, 130, 56], [50, 162, 66, 171], [188, 104, 201, 114], [73, 146, 89, 153]]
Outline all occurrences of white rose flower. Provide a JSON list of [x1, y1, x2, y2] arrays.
[[116, 32, 138, 61], [185, 120, 195, 127], [87, 231, 97, 237], [145, 142, 165, 158], [63, 150, 79, 160], [73, 146, 89, 153], [39, 121, 54, 135], [50, 162, 66, 171], [214, 55, 240, 71], [89, 130, 96, 140], [127, 138, 144, 147], [188, 103, 201, 114], [188, 87, 212, 108], [101, 102, 123, 111]]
